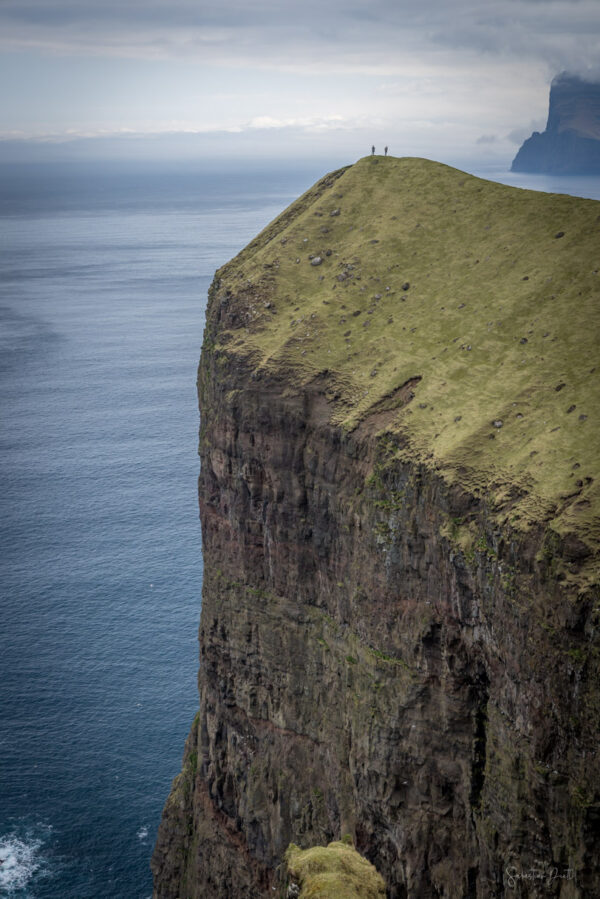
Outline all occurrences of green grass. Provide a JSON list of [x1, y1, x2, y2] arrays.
[[208, 156, 600, 583], [285, 841, 386, 898]]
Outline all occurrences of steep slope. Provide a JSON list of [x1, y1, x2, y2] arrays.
[[512, 73, 600, 174], [152, 156, 600, 898]]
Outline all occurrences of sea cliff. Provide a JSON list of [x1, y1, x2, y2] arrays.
[[152, 157, 600, 897], [512, 73, 600, 175]]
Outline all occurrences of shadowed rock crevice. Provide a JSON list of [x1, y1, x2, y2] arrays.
[[469, 670, 489, 811]]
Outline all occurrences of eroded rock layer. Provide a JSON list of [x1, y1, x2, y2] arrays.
[[153, 158, 600, 898]]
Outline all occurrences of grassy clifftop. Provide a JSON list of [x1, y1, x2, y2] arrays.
[[210, 156, 600, 585]]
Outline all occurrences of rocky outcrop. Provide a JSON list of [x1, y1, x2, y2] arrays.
[[512, 73, 600, 174], [153, 157, 600, 897]]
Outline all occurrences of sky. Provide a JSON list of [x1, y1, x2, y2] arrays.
[[1, 0, 599, 165]]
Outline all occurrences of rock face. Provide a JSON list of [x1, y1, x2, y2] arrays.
[[512, 73, 600, 174], [152, 157, 600, 897]]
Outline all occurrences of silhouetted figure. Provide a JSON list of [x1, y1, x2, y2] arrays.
[[384, 146, 388, 156], [371, 145, 375, 155]]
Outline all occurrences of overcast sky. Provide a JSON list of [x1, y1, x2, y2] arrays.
[[1, 0, 599, 164]]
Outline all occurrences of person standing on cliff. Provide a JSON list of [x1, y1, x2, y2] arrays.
[[371, 145, 375, 155], [384, 146, 388, 156]]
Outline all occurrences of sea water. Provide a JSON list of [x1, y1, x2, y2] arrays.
[[1, 158, 599, 898], [0, 161, 325, 898]]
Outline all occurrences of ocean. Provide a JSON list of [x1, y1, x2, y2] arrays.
[[0, 161, 326, 898], [1, 157, 599, 898]]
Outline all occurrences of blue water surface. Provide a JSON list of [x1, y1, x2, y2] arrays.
[[1, 157, 598, 898], [0, 161, 325, 898]]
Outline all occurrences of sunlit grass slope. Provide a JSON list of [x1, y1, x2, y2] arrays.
[[285, 841, 386, 898], [211, 156, 600, 582]]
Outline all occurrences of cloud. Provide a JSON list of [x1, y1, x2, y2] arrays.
[[1, 0, 599, 78], [507, 119, 547, 144], [2, 0, 598, 160], [429, 1, 600, 73], [246, 114, 347, 132], [0, 114, 374, 143]]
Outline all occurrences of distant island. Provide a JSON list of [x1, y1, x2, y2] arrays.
[[512, 72, 600, 174]]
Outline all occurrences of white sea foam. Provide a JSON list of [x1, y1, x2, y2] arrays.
[[136, 826, 149, 842], [0, 827, 50, 894]]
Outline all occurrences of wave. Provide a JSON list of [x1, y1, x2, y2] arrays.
[[0, 824, 52, 896]]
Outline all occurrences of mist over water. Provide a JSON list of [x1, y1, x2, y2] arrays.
[[470, 164, 600, 201], [0, 156, 598, 897]]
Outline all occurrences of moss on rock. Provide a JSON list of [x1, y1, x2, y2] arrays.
[[284, 841, 386, 898]]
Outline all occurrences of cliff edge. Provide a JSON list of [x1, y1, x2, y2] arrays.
[[152, 156, 600, 897], [512, 73, 600, 174]]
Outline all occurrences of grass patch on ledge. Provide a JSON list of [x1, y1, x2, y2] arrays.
[[209, 155, 600, 579], [285, 840, 386, 898]]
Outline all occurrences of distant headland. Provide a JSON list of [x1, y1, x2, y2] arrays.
[[512, 72, 600, 174]]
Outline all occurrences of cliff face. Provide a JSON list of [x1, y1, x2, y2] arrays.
[[512, 73, 600, 174], [152, 157, 600, 897]]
